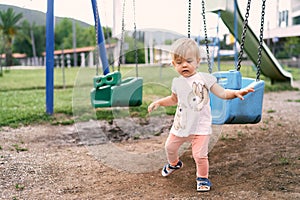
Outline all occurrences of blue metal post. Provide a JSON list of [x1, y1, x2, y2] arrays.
[[46, 0, 54, 115], [91, 0, 110, 75]]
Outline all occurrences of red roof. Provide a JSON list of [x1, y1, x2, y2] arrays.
[[1, 53, 27, 59], [42, 44, 116, 56]]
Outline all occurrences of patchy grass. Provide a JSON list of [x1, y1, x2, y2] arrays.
[[15, 183, 25, 191], [279, 156, 290, 165], [11, 144, 28, 153], [287, 99, 300, 103], [267, 109, 276, 113]]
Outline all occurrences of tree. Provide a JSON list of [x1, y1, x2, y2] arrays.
[[124, 32, 145, 64], [0, 8, 23, 66], [284, 37, 300, 58], [14, 21, 46, 58], [54, 18, 113, 50], [54, 18, 73, 50], [61, 23, 96, 49]]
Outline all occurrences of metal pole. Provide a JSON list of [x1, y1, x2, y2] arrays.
[[217, 10, 221, 71], [234, 0, 238, 67], [61, 44, 66, 89], [46, 0, 54, 115], [30, 28, 37, 66], [72, 19, 77, 67], [91, 0, 110, 75]]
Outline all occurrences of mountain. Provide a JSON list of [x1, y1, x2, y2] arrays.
[[0, 4, 185, 45], [0, 4, 91, 28]]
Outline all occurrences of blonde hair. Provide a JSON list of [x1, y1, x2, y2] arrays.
[[170, 37, 201, 60]]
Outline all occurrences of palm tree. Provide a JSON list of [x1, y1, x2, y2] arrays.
[[0, 8, 23, 66]]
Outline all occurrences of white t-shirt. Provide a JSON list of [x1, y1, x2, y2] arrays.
[[170, 72, 217, 137]]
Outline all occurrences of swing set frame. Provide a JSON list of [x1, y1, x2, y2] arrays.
[[90, 0, 265, 123], [45, 0, 265, 125]]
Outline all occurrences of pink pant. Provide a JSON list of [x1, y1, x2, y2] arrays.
[[165, 133, 209, 178]]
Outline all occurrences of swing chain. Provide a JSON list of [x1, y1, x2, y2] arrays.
[[256, 0, 266, 81], [118, 0, 139, 77], [118, 0, 126, 71], [236, 0, 251, 71], [188, 0, 191, 38], [133, 0, 138, 77], [201, 0, 212, 74]]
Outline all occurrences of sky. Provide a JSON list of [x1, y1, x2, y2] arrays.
[[0, 0, 283, 39]]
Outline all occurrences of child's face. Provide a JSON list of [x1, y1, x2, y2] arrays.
[[172, 50, 200, 77]]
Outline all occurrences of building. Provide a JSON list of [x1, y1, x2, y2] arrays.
[[264, 0, 300, 39]]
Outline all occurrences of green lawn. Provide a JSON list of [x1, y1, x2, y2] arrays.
[[0, 63, 298, 128]]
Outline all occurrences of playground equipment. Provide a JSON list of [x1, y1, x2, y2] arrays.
[[45, 0, 54, 114], [45, 0, 292, 116], [90, 71, 143, 107], [89, 0, 143, 108], [207, 0, 293, 85], [200, 0, 265, 124]]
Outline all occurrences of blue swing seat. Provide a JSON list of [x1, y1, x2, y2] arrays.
[[210, 70, 265, 124], [90, 71, 143, 108]]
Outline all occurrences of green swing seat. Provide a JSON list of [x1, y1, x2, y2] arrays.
[[90, 71, 143, 108]]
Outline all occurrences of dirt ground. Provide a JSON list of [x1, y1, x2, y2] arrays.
[[1, 87, 300, 199]]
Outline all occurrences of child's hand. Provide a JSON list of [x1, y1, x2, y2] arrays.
[[148, 102, 160, 113], [235, 87, 255, 100]]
